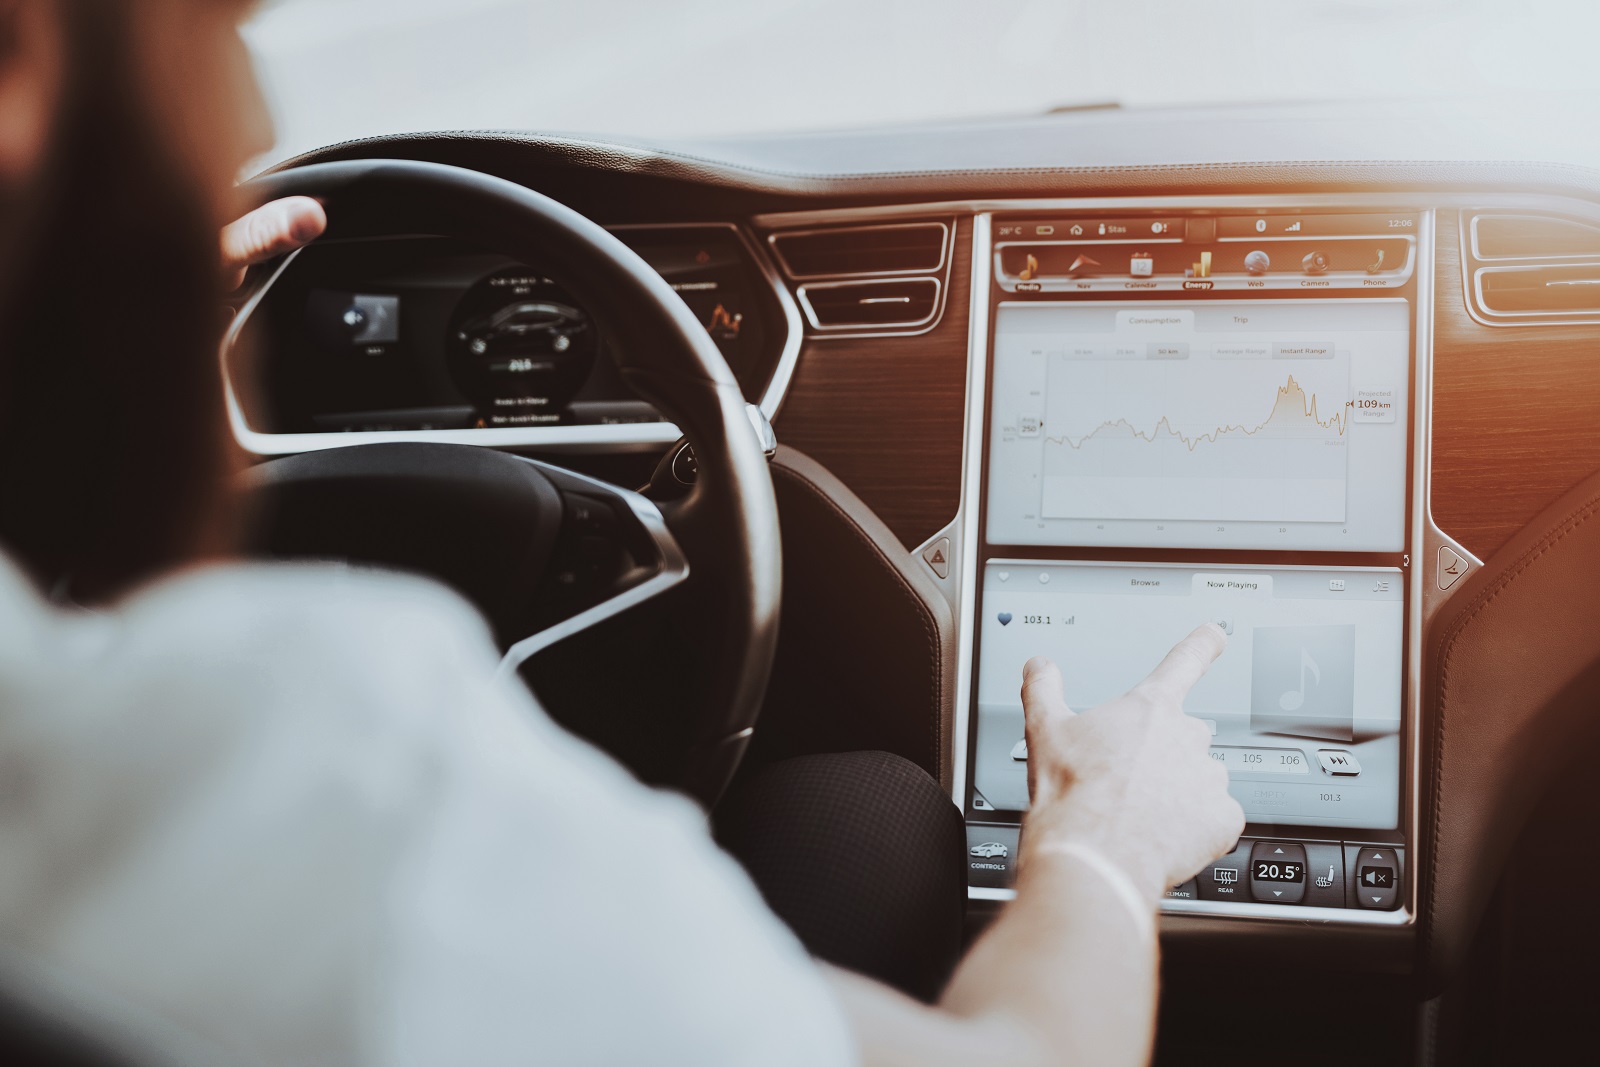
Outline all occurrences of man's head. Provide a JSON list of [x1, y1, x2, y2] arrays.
[[0, 0, 273, 230], [0, 0, 272, 599]]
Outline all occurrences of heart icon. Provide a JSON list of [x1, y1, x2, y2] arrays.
[[997, 612, 1013, 626], [997, 571, 1011, 582]]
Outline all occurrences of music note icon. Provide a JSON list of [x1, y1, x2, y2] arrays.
[[1278, 648, 1322, 712], [1252, 625, 1355, 742]]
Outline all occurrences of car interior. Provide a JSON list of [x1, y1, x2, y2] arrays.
[[16, 8, 1600, 1061], [194, 119, 1600, 1060]]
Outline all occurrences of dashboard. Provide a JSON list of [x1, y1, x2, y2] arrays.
[[236, 119, 1600, 987], [234, 199, 1431, 922]]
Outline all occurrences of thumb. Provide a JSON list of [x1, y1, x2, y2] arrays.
[[221, 197, 327, 288]]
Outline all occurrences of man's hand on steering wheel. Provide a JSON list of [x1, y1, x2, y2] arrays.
[[221, 196, 327, 289]]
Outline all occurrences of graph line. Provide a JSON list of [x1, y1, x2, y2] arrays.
[[1044, 375, 1348, 453]]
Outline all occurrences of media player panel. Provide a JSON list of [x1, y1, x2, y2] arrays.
[[973, 561, 1404, 830]]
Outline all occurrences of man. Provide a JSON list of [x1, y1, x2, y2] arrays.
[[0, 3, 1243, 1064]]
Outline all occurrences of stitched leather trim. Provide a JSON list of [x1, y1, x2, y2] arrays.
[[1424, 485, 1600, 967], [771, 456, 949, 782]]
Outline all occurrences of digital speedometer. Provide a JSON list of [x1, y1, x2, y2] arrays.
[[240, 228, 785, 437], [446, 270, 598, 427]]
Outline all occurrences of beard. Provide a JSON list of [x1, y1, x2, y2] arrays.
[[0, 0, 234, 601]]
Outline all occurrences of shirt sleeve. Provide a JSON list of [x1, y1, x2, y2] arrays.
[[361, 593, 859, 1067], [0, 562, 856, 1067]]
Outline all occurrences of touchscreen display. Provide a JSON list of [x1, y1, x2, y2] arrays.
[[971, 561, 1404, 830], [985, 300, 1411, 551]]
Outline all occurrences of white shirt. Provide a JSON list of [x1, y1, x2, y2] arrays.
[[0, 555, 855, 1066]]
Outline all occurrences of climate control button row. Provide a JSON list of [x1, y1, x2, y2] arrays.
[[1186, 838, 1401, 910]]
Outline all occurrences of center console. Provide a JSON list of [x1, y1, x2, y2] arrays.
[[954, 204, 1433, 924]]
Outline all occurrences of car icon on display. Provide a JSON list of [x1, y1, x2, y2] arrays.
[[969, 842, 1010, 859]]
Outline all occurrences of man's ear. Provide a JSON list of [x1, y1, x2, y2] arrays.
[[0, 0, 62, 182]]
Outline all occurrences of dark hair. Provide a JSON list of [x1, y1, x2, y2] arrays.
[[0, 0, 232, 601]]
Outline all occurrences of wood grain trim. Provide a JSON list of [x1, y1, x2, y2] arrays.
[[772, 218, 972, 550], [1431, 210, 1600, 561]]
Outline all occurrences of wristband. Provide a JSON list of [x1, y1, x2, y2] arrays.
[[1030, 841, 1157, 943]]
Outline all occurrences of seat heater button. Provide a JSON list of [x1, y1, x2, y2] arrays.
[[1302, 842, 1347, 908]]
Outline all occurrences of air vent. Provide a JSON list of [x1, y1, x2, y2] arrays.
[[1479, 265, 1600, 315], [798, 278, 941, 331], [771, 222, 948, 278], [1462, 210, 1600, 326], [1473, 214, 1600, 260]]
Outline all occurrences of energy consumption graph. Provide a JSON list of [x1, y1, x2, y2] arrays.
[[1039, 345, 1352, 524]]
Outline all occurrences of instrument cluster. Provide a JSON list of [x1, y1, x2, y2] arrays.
[[231, 227, 785, 438]]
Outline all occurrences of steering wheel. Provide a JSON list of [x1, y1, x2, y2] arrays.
[[230, 159, 781, 804]]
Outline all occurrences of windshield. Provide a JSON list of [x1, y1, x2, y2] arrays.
[[245, 0, 1599, 167]]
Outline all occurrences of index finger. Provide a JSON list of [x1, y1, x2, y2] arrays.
[[1021, 656, 1075, 721], [1138, 623, 1227, 701]]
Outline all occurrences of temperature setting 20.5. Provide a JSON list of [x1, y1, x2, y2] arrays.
[[1249, 840, 1308, 904]]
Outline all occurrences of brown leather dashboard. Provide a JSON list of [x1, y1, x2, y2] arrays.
[[1423, 469, 1600, 983]]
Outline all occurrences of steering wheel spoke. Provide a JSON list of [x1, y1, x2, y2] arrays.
[[497, 459, 687, 679]]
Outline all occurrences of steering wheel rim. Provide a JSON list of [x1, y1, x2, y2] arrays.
[[236, 159, 781, 803]]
